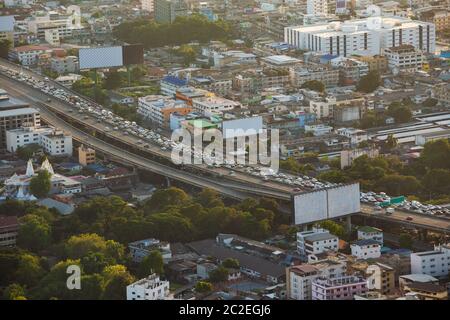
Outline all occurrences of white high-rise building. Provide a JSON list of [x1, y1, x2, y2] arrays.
[[141, 0, 154, 13], [307, 0, 328, 16], [285, 16, 436, 57]]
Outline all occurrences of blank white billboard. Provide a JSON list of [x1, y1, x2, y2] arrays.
[[293, 190, 328, 225], [293, 183, 360, 225], [328, 183, 360, 218], [79, 46, 123, 69], [222, 116, 263, 139]]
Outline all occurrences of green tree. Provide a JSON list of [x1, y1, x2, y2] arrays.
[[0, 39, 12, 59], [3, 283, 26, 300], [420, 139, 450, 170], [80, 251, 111, 274], [422, 169, 450, 197], [195, 188, 224, 208], [423, 98, 438, 108], [65, 233, 125, 262], [104, 71, 122, 90], [375, 175, 421, 196], [208, 266, 229, 283], [15, 253, 45, 287], [318, 170, 351, 183], [17, 214, 51, 252], [195, 281, 213, 293], [145, 187, 190, 212], [356, 71, 381, 93], [29, 169, 51, 198], [222, 258, 239, 269], [101, 265, 135, 300], [301, 80, 325, 93], [385, 134, 398, 150], [35, 259, 81, 299], [16, 144, 41, 160], [318, 220, 345, 238], [399, 233, 413, 249], [137, 250, 164, 278], [177, 44, 197, 65], [387, 102, 412, 123]]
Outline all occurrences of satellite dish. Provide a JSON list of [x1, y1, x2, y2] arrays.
[[366, 5, 381, 17]]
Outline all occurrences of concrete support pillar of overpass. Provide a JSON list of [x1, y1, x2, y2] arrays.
[[419, 229, 428, 241], [345, 215, 352, 234]]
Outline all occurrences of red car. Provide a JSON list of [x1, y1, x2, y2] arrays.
[[406, 216, 413, 221]]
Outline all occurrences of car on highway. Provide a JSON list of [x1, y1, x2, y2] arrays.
[[406, 216, 413, 221]]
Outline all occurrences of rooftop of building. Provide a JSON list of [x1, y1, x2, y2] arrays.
[[351, 239, 381, 247], [0, 215, 18, 229], [406, 282, 447, 293], [399, 274, 438, 283], [357, 226, 383, 233]]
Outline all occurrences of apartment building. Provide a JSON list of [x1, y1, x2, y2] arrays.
[[307, 0, 328, 16], [410, 244, 450, 278], [286, 265, 320, 300], [289, 65, 339, 87], [285, 17, 435, 56], [9, 45, 50, 66], [78, 144, 95, 166], [126, 274, 170, 300], [44, 29, 60, 46], [297, 228, 339, 256], [340, 147, 379, 169], [155, 0, 188, 24], [39, 130, 73, 156], [141, 0, 154, 13], [335, 128, 368, 145], [138, 95, 192, 127], [366, 263, 396, 295], [357, 226, 383, 245], [0, 215, 18, 247], [50, 56, 79, 74], [383, 45, 424, 73], [160, 76, 188, 97], [350, 239, 381, 260], [421, 10, 450, 32], [312, 276, 368, 300], [352, 55, 388, 73], [5, 125, 53, 152], [0, 94, 40, 148], [192, 96, 241, 116]]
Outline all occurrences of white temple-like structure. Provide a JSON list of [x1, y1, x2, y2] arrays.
[[1, 158, 81, 201]]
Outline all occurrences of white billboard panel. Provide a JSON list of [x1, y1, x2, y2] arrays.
[[222, 116, 263, 139], [328, 183, 360, 218], [79, 46, 123, 69], [293, 183, 361, 225], [293, 190, 328, 225]]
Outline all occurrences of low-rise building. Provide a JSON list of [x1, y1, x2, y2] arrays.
[[0, 215, 18, 247], [286, 264, 320, 300], [50, 56, 79, 74], [9, 45, 50, 66], [340, 147, 379, 169], [357, 226, 383, 245], [366, 263, 396, 295], [138, 95, 192, 127], [399, 274, 439, 291], [403, 282, 448, 300], [128, 238, 172, 263], [39, 130, 73, 156], [312, 276, 368, 300], [383, 45, 424, 73], [297, 228, 339, 257], [410, 244, 450, 278], [192, 96, 241, 116], [78, 144, 95, 166], [126, 274, 170, 300], [304, 124, 333, 136], [350, 239, 381, 260], [160, 75, 188, 97], [335, 128, 368, 146]]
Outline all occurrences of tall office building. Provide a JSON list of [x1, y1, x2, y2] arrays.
[[285, 16, 435, 57], [155, 0, 188, 24]]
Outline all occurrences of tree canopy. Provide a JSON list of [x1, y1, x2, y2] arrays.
[[29, 170, 52, 198]]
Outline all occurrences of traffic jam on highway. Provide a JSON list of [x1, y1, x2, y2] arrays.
[[1, 64, 448, 220]]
